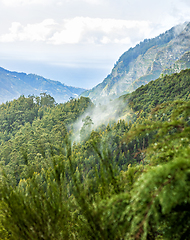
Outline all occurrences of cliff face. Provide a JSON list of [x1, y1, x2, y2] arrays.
[[82, 22, 190, 102], [161, 51, 190, 76]]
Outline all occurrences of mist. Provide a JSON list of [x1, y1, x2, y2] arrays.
[[72, 97, 132, 143]]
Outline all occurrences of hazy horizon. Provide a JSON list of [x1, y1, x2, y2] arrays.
[[0, 0, 190, 89], [0, 58, 114, 89]]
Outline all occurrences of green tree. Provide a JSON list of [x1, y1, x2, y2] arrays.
[[80, 116, 94, 141]]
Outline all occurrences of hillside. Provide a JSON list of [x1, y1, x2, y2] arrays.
[[0, 67, 85, 104], [120, 68, 190, 113], [161, 51, 190, 76], [82, 21, 190, 102], [1, 70, 190, 239]]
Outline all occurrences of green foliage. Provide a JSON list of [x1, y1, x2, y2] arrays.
[[1, 70, 190, 239], [80, 116, 94, 140], [0, 202, 9, 240], [1, 160, 72, 240], [0, 96, 94, 183], [120, 69, 190, 115], [121, 100, 190, 239]]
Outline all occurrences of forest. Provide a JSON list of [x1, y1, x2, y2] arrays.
[[1, 69, 190, 239]]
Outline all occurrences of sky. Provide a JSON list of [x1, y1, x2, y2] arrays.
[[0, 0, 190, 89]]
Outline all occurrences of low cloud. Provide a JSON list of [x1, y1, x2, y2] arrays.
[[0, 17, 152, 45], [72, 97, 132, 143]]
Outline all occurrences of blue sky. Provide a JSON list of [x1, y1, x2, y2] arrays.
[[0, 0, 190, 89]]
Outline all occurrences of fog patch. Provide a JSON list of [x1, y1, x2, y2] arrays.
[[72, 97, 132, 143], [173, 21, 188, 36]]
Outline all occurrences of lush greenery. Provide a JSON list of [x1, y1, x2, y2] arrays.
[[120, 69, 190, 113], [1, 69, 190, 239]]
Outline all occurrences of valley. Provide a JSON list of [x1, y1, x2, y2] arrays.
[[1, 22, 190, 240]]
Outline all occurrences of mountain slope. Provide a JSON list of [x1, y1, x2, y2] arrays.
[[82, 22, 190, 102], [161, 51, 190, 76], [0, 67, 85, 103], [120, 68, 190, 114]]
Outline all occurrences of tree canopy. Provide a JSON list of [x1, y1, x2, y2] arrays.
[[1, 70, 190, 239]]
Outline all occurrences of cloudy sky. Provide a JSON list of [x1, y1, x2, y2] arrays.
[[0, 0, 190, 89]]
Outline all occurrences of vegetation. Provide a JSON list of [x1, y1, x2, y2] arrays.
[[82, 22, 190, 102], [0, 69, 190, 239], [120, 69, 190, 113]]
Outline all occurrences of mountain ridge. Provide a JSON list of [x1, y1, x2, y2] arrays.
[[0, 67, 85, 104], [82, 21, 190, 102]]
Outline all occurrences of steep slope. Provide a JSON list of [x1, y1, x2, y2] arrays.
[[0, 67, 85, 103], [82, 22, 190, 102], [109, 69, 190, 123], [120, 68, 190, 113], [161, 51, 190, 76]]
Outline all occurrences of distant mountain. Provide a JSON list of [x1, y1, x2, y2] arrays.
[[0, 67, 85, 103], [82, 21, 190, 102]]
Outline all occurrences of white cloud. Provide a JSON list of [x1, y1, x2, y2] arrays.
[[81, 0, 104, 5], [114, 37, 131, 44], [0, 17, 152, 45], [49, 17, 152, 45], [1, 0, 104, 6], [1, 0, 51, 6], [49, 18, 85, 44], [171, 0, 190, 23], [0, 19, 56, 42]]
